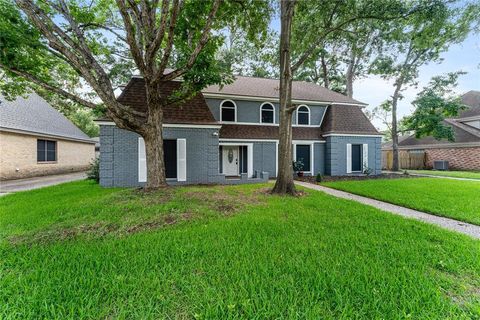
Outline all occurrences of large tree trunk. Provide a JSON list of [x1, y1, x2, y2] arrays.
[[272, 0, 296, 195], [391, 80, 403, 172], [345, 50, 356, 98], [143, 82, 168, 190], [320, 53, 329, 89]]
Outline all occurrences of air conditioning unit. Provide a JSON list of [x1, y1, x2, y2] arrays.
[[433, 160, 449, 171]]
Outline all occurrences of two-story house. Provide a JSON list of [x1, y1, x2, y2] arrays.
[[96, 76, 382, 187]]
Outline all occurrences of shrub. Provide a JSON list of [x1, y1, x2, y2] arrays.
[[87, 158, 100, 183], [363, 166, 373, 176], [315, 173, 323, 182]]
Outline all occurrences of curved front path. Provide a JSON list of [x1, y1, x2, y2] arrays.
[[295, 181, 480, 240]]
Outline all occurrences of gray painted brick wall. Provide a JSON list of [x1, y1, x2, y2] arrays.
[[100, 127, 381, 187], [99, 125, 224, 187], [325, 136, 382, 176]]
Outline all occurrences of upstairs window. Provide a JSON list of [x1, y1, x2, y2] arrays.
[[296, 105, 310, 125], [220, 100, 236, 122], [37, 139, 56, 162], [260, 103, 275, 123]]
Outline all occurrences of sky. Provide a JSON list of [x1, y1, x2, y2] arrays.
[[355, 33, 480, 129]]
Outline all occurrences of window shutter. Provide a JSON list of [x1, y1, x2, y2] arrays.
[[177, 139, 187, 182], [138, 138, 147, 182], [346, 144, 352, 173], [362, 143, 369, 171]]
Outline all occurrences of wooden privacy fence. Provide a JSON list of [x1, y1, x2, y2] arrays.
[[382, 150, 426, 170]]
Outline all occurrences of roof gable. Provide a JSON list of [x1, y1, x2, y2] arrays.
[[320, 105, 379, 135], [117, 78, 216, 124], [0, 93, 92, 142]]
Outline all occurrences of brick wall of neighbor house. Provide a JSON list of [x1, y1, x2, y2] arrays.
[[325, 136, 382, 176], [0, 131, 95, 180], [425, 147, 480, 170]]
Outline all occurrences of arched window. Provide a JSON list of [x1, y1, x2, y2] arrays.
[[296, 105, 310, 125], [260, 102, 275, 123], [220, 100, 236, 122]]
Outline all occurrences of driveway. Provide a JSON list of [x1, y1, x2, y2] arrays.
[[0, 172, 86, 195]]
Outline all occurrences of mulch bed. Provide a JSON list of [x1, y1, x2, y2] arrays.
[[296, 172, 420, 184]]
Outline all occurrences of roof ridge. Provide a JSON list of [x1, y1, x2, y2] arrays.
[[444, 119, 480, 138]]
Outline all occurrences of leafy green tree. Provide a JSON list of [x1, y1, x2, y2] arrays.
[[272, 0, 418, 195], [217, 26, 279, 78], [371, 1, 479, 171], [403, 72, 467, 141], [0, 0, 271, 189]]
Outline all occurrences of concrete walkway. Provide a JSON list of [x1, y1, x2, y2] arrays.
[[295, 181, 480, 239], [0, 172, 86, 195]]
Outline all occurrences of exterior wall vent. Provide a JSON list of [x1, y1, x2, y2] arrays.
[[433, 160, 449, 171]]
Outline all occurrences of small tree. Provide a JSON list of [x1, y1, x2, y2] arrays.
[[403, 72, 467, 141], [371, 1, 478, 171]]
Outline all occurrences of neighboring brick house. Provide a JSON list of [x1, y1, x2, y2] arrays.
[[0, 93, 96, 180], [96, 75, 382, 187], [382, 90, 480, 170]]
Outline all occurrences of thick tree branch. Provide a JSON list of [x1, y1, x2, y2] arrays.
[[155, 0, 182, 79], [162, 0, 222, 81], [116, 0, 147, 73], [0, 63, 100, 109]]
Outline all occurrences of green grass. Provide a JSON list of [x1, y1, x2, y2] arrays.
[[323, 178, 480, 225], [1, 180, 480, 319], [407, 170, 480, 180]]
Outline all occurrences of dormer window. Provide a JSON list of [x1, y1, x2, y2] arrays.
[[220, 100, 236, 122], [296, 105, 310, 125], [260, 102, 275, 124]]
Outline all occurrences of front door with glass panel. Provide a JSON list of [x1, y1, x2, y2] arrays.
[[222, 146, 239, 176]]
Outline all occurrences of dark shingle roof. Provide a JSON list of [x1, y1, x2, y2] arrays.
[[204, 76, 366, 105], [0, 93, 93, 142], [116, 78, 217, 124], [320, 105, 379, 135], [398, 120, 480, 147], [455, 90, 480, 119], [220, 124, 324, 140]]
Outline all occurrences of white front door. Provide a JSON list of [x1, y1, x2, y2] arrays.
[[222, 146, 239, 176]]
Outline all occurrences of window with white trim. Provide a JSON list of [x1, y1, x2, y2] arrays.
[[260, 103, 275, 123], [295, 144, 311, 172], [296, 105, 310, 125], [220, 100, 236, 122], [37, 139, 57, 162]]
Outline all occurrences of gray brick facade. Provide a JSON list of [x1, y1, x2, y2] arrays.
[[99, 126, 381, 187], [325, 136, 382, 176]]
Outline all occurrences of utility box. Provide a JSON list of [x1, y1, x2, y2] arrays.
[[433, 160, 449, 171]]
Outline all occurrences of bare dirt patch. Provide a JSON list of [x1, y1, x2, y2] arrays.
[[9, 185, 264, 246]]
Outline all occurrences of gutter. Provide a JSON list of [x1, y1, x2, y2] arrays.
[[0, 127, 96, 144]]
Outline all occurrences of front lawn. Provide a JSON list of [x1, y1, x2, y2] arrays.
[[323, 178, 480, 225], [1, 181, 479, 318], [407, 169, 480, 180]]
